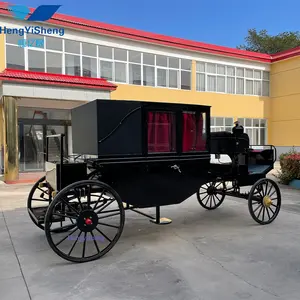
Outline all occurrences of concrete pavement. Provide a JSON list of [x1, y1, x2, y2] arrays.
[[1, 173, 300, 299]]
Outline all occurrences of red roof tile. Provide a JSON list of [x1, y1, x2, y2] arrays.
[[0, 69, 117, 91]]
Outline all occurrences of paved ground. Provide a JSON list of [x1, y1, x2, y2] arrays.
[[1, 172, 300, 300]]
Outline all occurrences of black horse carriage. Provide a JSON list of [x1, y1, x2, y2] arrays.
[[27, 99, 281, 263]]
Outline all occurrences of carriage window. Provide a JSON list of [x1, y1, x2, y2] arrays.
[[182, 111, 206, 152], [147, 112, 176, 153]]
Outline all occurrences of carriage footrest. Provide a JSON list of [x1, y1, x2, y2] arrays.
[[29, 207, 65, 224]]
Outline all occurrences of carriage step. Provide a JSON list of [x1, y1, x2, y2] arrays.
[[30, 207, 65, 224]]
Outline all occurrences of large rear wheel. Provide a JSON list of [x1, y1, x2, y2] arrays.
[[44, 180, 125, 263]]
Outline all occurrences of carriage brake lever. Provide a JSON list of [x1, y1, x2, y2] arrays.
[[171, 164, 181, 173]]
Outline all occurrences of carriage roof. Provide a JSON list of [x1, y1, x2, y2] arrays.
[[71, 99, 211, 161]]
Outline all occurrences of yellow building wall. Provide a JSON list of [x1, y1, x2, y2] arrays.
[[111, 61, 271, 135], [0, 33, 5, 72], [270, 56, 300, 146]]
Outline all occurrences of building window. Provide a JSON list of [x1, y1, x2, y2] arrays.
[[65, 39, 80, 54], [237, 118, 267, 145], [82, 56, 97, 77], [180, 59, 191, 90], [6, 44, 25, 70], [28, 50, 45, 72], [210, 117, 233, 133], [46, 52, 62, 74], [46, 36, 62, 51], [65, 54, 81, 76], [100, 60, 113, 81], [196, 62, 270, 96]]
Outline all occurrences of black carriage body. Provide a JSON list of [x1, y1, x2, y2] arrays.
[[71, 99, 211, 208], [209, 131, 276, 186]]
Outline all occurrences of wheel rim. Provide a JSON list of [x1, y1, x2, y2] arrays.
[[27, 176, 51, 230], [45, 181, 124, 262], [197, 181, 225, 209], [249, 179, 281, 224]]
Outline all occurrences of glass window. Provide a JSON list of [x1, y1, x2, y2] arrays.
[[6, 34, 22, 45], [246, 80, 253, 94], [26, 34, 44, 49], [263, 71, 270, 80], [46, 36, 62, 51], [115, 62, 127, 83], [215, 117, 223, 126], [225, 118, 233, 126], [210, 117, 215, 126], [260, 128, 266, 144], [157, 68, 167, 87], [216, 76, 225, 93], [6, 45, 25, 69], [100, 60, 113, 81], [236, 78, 244, 94], [207, 63, 216, 74], [181, 59, 191, 70], [147, 111, 176, 153], [65, 54, 81, 76], [196, 62, 205, 73], [114, 48, 127, 61], [254, 70, 261, 79], [245, 118, 252, 126], [98, 45, 112, 59], [169, 57, 179, 69], [65, 39, 80, 54], [207, 75, 216, 92], [196, 73, 205, 91], [182, 112, 206, 152], [227, 77, 235, 94], [236, 67, 244, 77], [82, 42, 96, 57], [181, 71, 191, 90], [129, 51, 141, 63], [46, 52, 62, 74], [245, 69, 253, 78], [237, 118, 244, 126], [253, 119, 260, 127], [169, 69, 178, 88], [262, 81, 269, 96], [217, 65, 225, 75], [156, 55, 167, 67], [143, 53, 155, 65], [143, 65, 155, 86], [28, 50, 45, 72], [227, 66, 235, 76], [253, 80, 261, 96], [82, 57, 97, 77], [129, 64, 141, 85]]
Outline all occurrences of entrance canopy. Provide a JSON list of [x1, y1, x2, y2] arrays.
[[0, 69, 117, 183]]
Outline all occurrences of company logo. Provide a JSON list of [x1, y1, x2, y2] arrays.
[[8, 4, 61, 22]]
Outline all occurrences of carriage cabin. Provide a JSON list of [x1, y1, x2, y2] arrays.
[[71, 99, 211, 161]]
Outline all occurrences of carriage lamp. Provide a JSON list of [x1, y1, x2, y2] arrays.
[[52, 191, 57, 198]]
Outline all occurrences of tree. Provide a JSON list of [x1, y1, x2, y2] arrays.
[[237, 29, 300, 54]]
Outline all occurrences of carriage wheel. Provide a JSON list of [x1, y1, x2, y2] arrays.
[[44, 180, 125, 263], [27, 176, 50, 230], [248, 178, 281, 225], [197, 180, 226, 210]]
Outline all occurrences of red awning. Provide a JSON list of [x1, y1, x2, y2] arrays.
[[0, 69, 117, 91]]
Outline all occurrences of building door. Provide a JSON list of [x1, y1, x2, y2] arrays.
[[19, 121, 69, 172]]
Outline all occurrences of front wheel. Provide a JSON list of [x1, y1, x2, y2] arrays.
[[248, 178, 281, 225], [197, 180, 226, 210], [44, 180, 125, 263]]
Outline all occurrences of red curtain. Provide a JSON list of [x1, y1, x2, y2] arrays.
[[148, 112, 175, 153], [182, 112, 205, 152]]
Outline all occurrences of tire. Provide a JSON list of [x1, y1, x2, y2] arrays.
[[248, 178, 281, 225], [44, 180, 125, 263]]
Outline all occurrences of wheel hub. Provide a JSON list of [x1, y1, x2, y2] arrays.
[[77, 210, 98, 232], [263, 195, 272, 207], [207, 186, 215, 195]]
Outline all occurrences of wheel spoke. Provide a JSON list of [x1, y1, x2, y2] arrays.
[[98, 212, 120, 219], [257, 205, 264, 219], [93, 190, 105, 210], [55, 227, 78, 246], [90, 231, 100, 254], [253, 204, 262, 214], [68, 230, 82, 256], [96, 199, 114, 213], [82, 232, 87, 258], [98, 222, 119, 229], [266, 207, 271, 219], [95, 227, 112, 242]]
